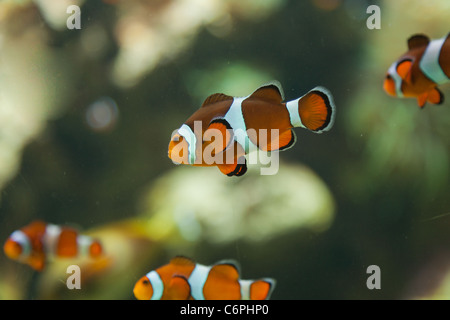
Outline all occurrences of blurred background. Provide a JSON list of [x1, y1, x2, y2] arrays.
[[0, 0, 450, 300]]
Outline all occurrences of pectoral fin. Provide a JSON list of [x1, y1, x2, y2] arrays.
[[203, 119, 233, 156], [396, 59, 413, 83], [166, 276, 191, 300]]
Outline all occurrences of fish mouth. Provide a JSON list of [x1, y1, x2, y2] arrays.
[[168, 137, 189, 165], [133, 277, 154, 300], [3, 240, 22, 259], [383, 76, 397, 97]]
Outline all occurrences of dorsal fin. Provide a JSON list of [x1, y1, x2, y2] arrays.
[[209, 262, 240, 281], [170, 256, 196, 266], [214, 259, 241, 275], [249, 81, 285, 103], [201, 93, 234, 108], [407, 34, 430, 50]]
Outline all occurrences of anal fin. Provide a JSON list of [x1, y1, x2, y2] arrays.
[[263, 129, 296, 152], [417, 92, 428, 108], [28, 252, 46, 271], [427, 87, 444, 105]]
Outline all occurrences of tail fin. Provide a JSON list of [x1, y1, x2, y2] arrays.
[[288, 87, 336, 133], [249, 278, 276, 300]]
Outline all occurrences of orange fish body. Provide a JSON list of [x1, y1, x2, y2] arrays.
[[384, 33, 450, 108], [3, 220, 103, 271], [168, 81, 336, 176], [133, 256, 275, 300]]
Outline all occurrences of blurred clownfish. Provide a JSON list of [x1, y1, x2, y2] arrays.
[[384, 33, 450, 108], [3, 220, 103, 271], [168, 81, 336, 176], [133, 256, 276, 300]]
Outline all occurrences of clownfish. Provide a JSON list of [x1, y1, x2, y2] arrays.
[[133, 256, 276, 300], [168, 81, 336, 176], [3, 220, 103, 271], [384, 33, 450, 108]]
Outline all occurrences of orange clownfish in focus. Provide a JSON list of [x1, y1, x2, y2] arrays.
[[3, 220, 103, 271], [133, 256, 276, 300], [384, 33, 450, 108], [168, 81, 336, 176]]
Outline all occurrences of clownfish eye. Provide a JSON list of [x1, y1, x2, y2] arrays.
[[142, 279, 150, 285], [386, 74, 392, 80]]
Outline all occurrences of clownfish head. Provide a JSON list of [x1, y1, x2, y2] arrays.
[[3, 231, 30, 260], [383, 58, 414, 98], [134, 271, 192, 300], [3, 239, 23, 260], [168, 124, 197, 165], [383, 74, 398, 97], [133, 270, 167, 300], [133, 275, 155, 300], [88, 240, 103, 257]]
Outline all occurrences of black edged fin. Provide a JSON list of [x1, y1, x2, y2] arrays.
[[396, 59, 413, 83], [214, 259, 242, 276], [204, 118, 234, 154], [281, 130, 296, 151], [210, 263, 240, 281], [209, 118, 232, 129], [270, 129, 296, 152], [437, 88, 445, 105], [427, 87, 444, 105], [297, 87, 336, 133], [249, 278, 277, 300], [201, 93, 234, 108], [249, 80, 285, 104], [407, 34, 430, 50], [226, 157, 247, 177]]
